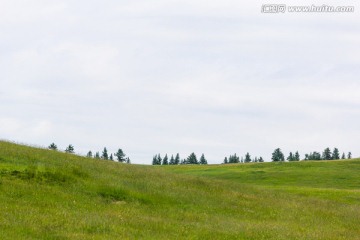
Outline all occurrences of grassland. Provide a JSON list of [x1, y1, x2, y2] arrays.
[[0, 141, 360, 239]]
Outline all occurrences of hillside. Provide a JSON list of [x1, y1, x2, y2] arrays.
[[1, 141, 360, 239]]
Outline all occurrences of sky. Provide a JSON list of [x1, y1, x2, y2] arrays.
[[1, 0, 359, 164]]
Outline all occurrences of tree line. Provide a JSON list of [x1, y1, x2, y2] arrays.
[[152, 147, 352, 165], [272, 147, 351, 162], [48, 143, 130, 163], [152, 152, 208, 165]]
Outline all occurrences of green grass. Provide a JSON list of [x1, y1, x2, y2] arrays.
[[1, 141, 360, 239]]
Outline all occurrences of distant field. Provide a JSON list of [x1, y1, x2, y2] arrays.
[[1, 141, 359, 239]]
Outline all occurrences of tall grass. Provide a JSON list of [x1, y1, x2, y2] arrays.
[[1, 141, 360, 239]]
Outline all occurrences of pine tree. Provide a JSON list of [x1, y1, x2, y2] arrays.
[[86, 151, 93, 158], [157, 154, 162, 165], [162, 154, 169, 165], [152, 155, 157, 165], [254, 157, 258, 163], [348, 152, 352, 159], [174, 153, 180, 165], [48, 143, 57, 150], [332, 148, 340, 160], [187, 153, 198, 164], [95, 152, 100, 159], [110, 154, 113, 161], [102, 147, 109, 160], [224, 157, 228, 164], [65, 144, 74, 153], [244, 153, 251, 163], [294, 151, 300, 161], [228, 154, 239, 163], [199, 154, 207, 164], [258, 157, 264, 162], [341, 152, 346, 159], [169, 155, 175, 165], [272, 148, 284, 162], [115, 149, 126, 162], [287, 152, 294, 161], [322, 147, 332, 160]]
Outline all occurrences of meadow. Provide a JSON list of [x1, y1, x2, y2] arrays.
[[0, 141, 359, 239]]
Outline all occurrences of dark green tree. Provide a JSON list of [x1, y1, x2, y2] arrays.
[[187, 152, 198, 164], [162, 154, 169, 165], [228, 154, 239, 163], [48, 143, 57, 150], [287, 152, 294, 161], [95, 152, 100, 159], [272, 148, 284, 162], [115, 149, 126, 162], [244, 153, 251, 163], [258, 157, 264, 162], [305, 151, 321, 160], [156, 154, 162, 165], [169, 155, 175, 165], [332, 148, 340, 160], [152, 155, 157, 165], [65, 144, 74, 153], [174, 153, 180, 165], [322, 148, 332, 160], [110, 154, 113, 161], [348, 152, 352, 159], [86, 151, 93, 158], [224, 157, 228, 164], [102, 147, 109, 160], [294, 151, 300, 161], [199, 154, 207, 164], [341, 152, 346, 159]]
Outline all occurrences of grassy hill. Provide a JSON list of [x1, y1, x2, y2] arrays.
[[1, 141, 360, 239]]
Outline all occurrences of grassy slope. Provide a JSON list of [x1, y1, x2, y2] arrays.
[[0, 141, 360, 239]]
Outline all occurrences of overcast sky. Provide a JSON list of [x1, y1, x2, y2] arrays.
[[1, 0, 359, 164]]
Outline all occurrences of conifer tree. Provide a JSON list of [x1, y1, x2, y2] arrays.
[[86, 151, 93, 158], [48, 143, 57, 150], [169, 155, 175, 165], [322, 147, 332, 160], [126, 157, 131, 164], [65, 144, 74, 153], [244, 153, 251, 163], [258, 157, 264, 162], [110, 154, 113, 161], [187, 152, 198, 164], [272, 148, 284, 162], [294, 151, 300, 161], [162, 154, 169, 165], [332, 148, 340, 160], [341, 152, 346, 159], [157, 154, 162, 165], [115, 149, 126, 162], [199, 154, 207, 164], [224, 157, 228, 164], [102, 147, 109, 160], [348, 152, 352, 159], [152, 155, 157, 165], [287, 152, 294, 161], [228, 154, 239, 163], [95, 152, 100, 159], [174, 153, 180, 165]]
